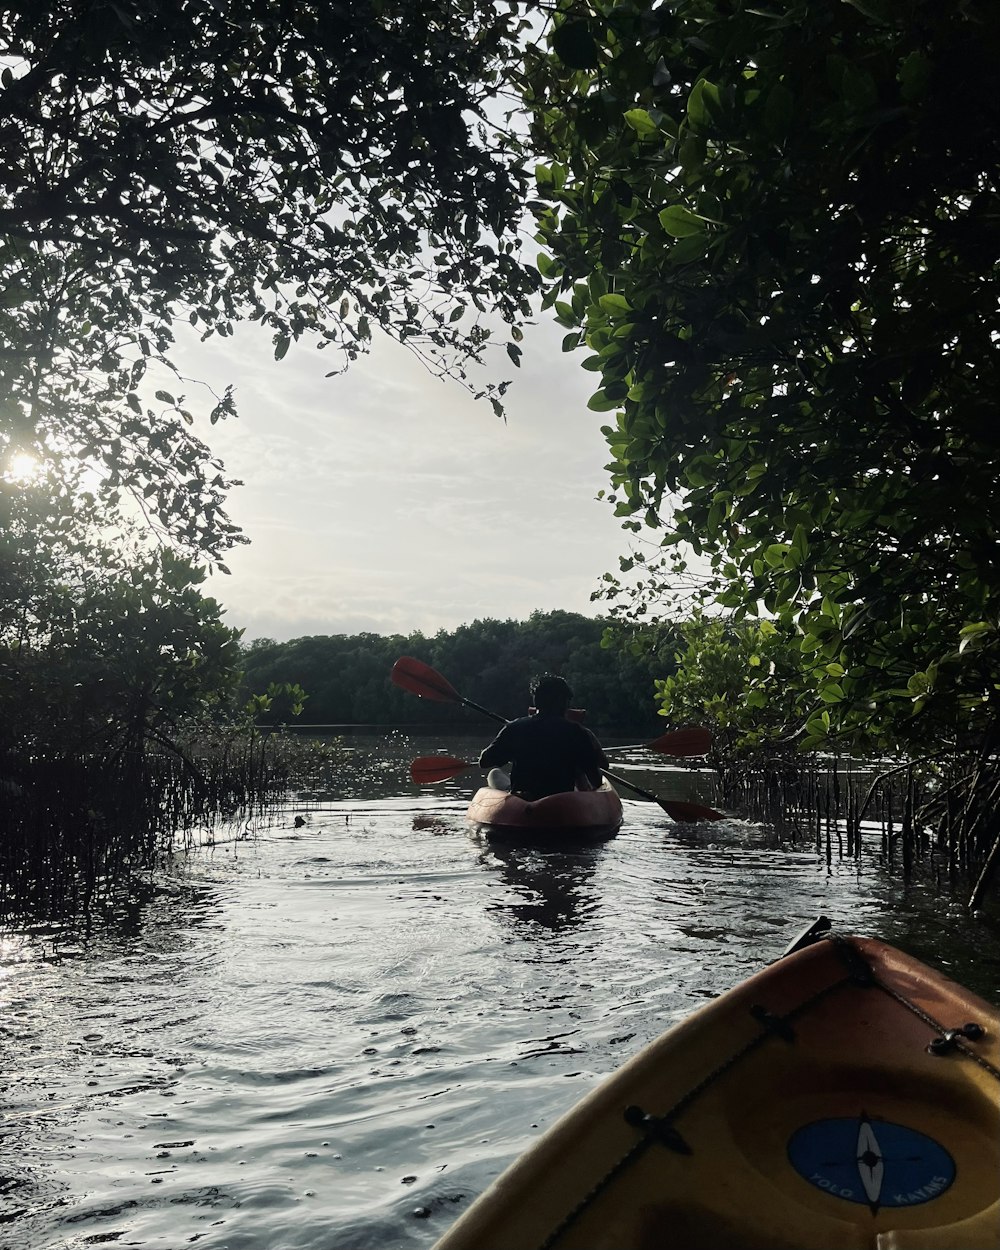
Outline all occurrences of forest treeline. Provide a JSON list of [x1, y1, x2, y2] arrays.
[[239, 610, 674, 732]]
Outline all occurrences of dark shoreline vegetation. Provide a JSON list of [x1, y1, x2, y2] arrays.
[[1, 609, 669, 925], [237, 611, 672, 733], [720, 753, 1000, 913], [3, 608, 997, 931], [0, 728, 348, 928]]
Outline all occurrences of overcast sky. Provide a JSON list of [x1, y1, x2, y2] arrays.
[[174, 314, 636, 643]]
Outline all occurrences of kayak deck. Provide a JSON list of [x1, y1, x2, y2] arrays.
[[432, 930, 1000, 1250], [466, 782, 623, 842]]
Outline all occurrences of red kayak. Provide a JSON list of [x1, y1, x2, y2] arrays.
[[467, 782, 623, 842]]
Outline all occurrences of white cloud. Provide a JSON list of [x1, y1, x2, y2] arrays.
[[173, 315, 631, 641]]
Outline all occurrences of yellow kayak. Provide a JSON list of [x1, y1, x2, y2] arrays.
[[433, 921, 1000, 1250]]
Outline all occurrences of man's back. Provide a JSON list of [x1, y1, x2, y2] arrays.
[[479, 713, 603, 799]]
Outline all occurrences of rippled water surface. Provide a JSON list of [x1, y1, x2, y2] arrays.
[[2, 734, 999, 1250]]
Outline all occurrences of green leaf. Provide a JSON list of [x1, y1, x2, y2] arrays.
[[658, 205, 704, 238], [764, 543, 790, 567], [687, 79, 722, 129], [763, 83, 794, 135], [155, 390, 175, 404], [624, 108, 660, 139], [842, 0, 893, 22], [551, 20, 600, 70], [897, 51, 931, 102], [598, 293, 631, 314], [588, 270, 608, 300], [587, 390, 622, 412], [668, 233, 708, 263], [959, 621, 991, 639], [274, 334, 291, 361], [678, 134, 706, 174]]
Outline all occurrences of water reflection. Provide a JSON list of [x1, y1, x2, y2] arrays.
[[479, 841, 604, 934], [411, 813, 454, 837], [2, 735, 998, 1250]]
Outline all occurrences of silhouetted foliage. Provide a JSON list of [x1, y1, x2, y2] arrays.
[[525, 0, 1000, 751], [237, 610, 679, 731], [0, 0, 543, 915], [523, 0, 1000, 898], [2, 0, 536, 565]]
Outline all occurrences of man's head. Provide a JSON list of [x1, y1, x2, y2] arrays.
[[531, 674, 573, 714]]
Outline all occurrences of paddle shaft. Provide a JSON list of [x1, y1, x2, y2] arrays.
[[603, 726, 712, 758], [461, 714, 719, 819], [601, 766, 670, 806], [393, 660, 710, 761], [395, 658, 722, 820], [411, 755, 476, 784], [461, 698, 505, 727]]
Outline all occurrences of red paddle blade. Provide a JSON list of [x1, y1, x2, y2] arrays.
[[410, 756, 472, 784], [660, 798, 724, 822], [648, 727, 713, 757], [391, 657, 462, 704]]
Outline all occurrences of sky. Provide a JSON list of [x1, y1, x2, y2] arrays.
[[174, 313, 638, 643]]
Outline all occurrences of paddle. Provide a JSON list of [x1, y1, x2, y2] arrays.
[[602, 769, 723, 823], [411, 755, 477, 784], [412, 725, 711, 785], [391, 656, 504, 724], [411, 752, 723, 821], [604, 726, 712, 758], [393, 657, 724, 822], [393, 659, 711, 757]]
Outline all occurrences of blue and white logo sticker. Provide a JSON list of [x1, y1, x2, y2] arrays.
[[788, 1115, 955, 1213]]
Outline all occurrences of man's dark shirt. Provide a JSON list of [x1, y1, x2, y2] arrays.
[[479, 713, 604, 799]]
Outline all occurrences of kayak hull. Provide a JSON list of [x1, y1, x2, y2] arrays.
[[466, 782, 623, 842], [432, 932, 1000, 1250]]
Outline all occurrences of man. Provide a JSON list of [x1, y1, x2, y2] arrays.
[[479, 675, 608, 799]]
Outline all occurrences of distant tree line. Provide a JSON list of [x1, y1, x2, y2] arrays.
[[237, 610, 677, 732]]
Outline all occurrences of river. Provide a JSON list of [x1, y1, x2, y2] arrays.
[[2, 732, 998, 1250]]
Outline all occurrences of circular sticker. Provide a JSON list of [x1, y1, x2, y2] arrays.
[[788, 1115, 955, 1213]]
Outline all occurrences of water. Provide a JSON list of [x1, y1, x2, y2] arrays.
[[2, 734, 998, 1250]]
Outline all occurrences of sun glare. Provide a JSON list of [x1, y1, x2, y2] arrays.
[[5, 451, 42, 483]]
